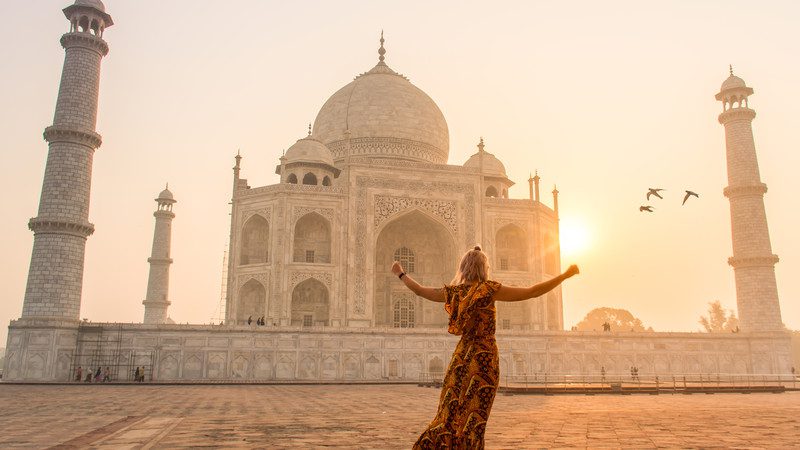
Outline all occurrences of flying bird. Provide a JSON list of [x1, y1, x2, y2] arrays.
[[646, 188, 665, 200], [682, 190, 699, 205], [639, 206, 654, 212]]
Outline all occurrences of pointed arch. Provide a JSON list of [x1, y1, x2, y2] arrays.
[[485, 185, 499, 197], [293, 212, 331, 263], [287, 173, 298, 184], [240, 214, 269, 265], [302, 172, 318, 185], [496, 223, 529, 271], [374, 208, 456, 327], [237, 279, 266, 324], [291, 278, 329, 326]]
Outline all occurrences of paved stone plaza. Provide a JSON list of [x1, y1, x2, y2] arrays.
[[0, 385, 797, 448]]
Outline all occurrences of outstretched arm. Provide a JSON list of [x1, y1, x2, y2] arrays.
[[494, 265, 579, 302], [390, 261, 446, 303]]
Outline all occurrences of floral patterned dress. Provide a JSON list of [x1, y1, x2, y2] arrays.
[[413, 280, 502, 450]]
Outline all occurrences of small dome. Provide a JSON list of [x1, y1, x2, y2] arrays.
[[721, 75, 746, 91], [284, 136, 334, 166], [464, 151, 507, 178], [74, 0, 106, 12], [157, 187, 175, 202]]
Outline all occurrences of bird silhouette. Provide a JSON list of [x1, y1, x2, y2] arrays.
[[646, 188, 665, 200], [639, 206, 654, 212], [682, 190, 699, 205]]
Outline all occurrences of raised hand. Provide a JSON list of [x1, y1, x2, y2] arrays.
[[564, 264, 580, 278], [391, 261, 405, 277]]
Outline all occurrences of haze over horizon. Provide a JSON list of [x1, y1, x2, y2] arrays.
[[1, 0, 798, 344]]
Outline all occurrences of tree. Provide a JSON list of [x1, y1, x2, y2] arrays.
[[699, 300, 739, 332], [574, 307, 652, 332]]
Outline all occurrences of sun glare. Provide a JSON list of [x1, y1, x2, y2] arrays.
[[559, 217, 591, 258]]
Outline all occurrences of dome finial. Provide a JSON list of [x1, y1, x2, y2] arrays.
[[477, 136, 485, 152], [729, 64, 734, 76], [378, 30, 386, 63], [308, 123, 312, 136]]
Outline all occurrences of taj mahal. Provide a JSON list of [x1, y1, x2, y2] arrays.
[[2, 0, 793, 382]]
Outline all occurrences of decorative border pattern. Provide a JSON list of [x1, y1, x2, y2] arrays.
[[293, 206, 334, 224], [237, 272, 269, 292], [241, 208, 271, 226], [354, 176, 475, 315], [327, 137, 448, 165], [374, 195, 457, 233], [289, 271, 333, 290], [723, 183, 767, 198], [43, 125, 102, 149]]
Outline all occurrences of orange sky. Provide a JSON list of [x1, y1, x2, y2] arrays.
[[1, 0, 798, 344]]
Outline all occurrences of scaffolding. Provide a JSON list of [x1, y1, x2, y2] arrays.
[[211, 247, 228, 325], [69, 323, 154, 382]]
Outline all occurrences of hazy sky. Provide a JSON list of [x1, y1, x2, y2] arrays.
[[2, 0, 798, 345]]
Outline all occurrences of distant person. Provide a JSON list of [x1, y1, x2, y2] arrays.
[[247, 315, 252, 325], [134, 366, 140, 382], [391, 245, 579, 448], [75, 366, 83, 382], [792, 366, 796, 377], [94, 366, 102, 382], [600, 366, 606, 382], [85, 370, 92, 383]]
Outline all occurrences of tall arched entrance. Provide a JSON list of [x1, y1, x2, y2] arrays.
[[237, 279, 266, 324], [291, 278, 330, 326], [374, 209, 456, 328]]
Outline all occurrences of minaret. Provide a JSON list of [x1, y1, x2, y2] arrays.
[[552, 185, 559, 216], [716, 68, 783, 332], [142, 186, 176, 324], [21, 1, 113, 321]]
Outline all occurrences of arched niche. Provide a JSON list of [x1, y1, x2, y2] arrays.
[[495, 223, 529, 271], [291, 278, 329, 326], [485, 185, 499, 197], [302, 172, 318, 185], [287, 173, 298, 184], [239, 215, 269, 265], [374, 209, 455, 327], [293, 213, 331, 263], [322, 176, 331, 186], [237, 279, 266, 324]]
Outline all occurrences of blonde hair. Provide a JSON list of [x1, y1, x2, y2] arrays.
[[451, 245, 490, 285]]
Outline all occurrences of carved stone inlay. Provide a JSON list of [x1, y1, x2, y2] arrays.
[[289, 271, 333, 289], [495, 217, 527, 232], [327, 137, 447, 165], [374, 195, 457, 233], [237, 272, 269, 292], [354, 176, 475, 315], [292, 206, 334, 224], [241, 208, 271, 225]]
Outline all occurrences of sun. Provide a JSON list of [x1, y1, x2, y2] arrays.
[[558, 217, 591, 258]]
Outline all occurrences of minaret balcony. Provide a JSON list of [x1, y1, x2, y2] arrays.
[[718, 107, 756, 124], [60, 32, 109, 56]]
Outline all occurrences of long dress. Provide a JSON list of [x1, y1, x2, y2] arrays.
[[413, 280, 502, 450]]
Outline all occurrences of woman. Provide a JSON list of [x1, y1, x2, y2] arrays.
[[391, 245, 579, 449]]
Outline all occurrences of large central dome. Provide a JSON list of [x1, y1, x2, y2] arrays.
[[312, 36, 449, 164]]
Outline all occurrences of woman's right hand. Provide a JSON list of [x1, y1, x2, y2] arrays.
[[391, 261, 404, 277]]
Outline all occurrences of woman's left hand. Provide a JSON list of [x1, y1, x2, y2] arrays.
[[564, 264, 580, 278]]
